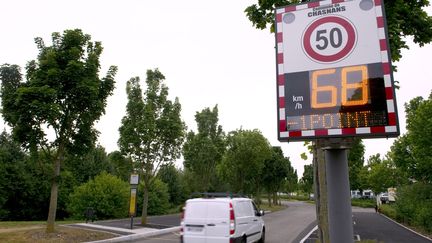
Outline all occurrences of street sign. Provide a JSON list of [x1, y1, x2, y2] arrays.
[[129, 188, 137, 216], [130, 174, 139, 185], [276, 0, 399, 141]]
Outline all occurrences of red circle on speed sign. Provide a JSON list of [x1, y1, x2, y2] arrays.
[[303, 16, 356, 63]]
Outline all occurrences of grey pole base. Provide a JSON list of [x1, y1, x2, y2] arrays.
[[325, 148, 354, 243]]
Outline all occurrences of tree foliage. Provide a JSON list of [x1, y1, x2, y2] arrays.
[[0, 131, 51, 220], [284, 169, 298, 194], [347, 138, 365, 190], [391, 93, 432, 183], [108, 151, 133, 182], [118, 69, 185, 224], [244, 0, 432, 62], [217, 129, 272, 196], [0, 29, 117, 231], [183, 106, 225, 192], [262, 146, 293, 204], [300, 164, 314, 195], [64, 146, 112, 184], [158, 163, 185, 206], [137, 178, 170, 216], [366, 154, 404, 193]]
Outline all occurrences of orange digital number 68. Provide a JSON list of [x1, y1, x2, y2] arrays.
[[311, 65, 369, 109]]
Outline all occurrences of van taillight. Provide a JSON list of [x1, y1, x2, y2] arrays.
[[229, 203, 235, 235]]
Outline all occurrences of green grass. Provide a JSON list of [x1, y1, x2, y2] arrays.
[[351, 198, 375, 208]]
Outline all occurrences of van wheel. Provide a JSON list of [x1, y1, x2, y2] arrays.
[[241, 236, 247, 243], [258, 228, 265, 243]]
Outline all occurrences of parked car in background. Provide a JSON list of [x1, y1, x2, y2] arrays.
[[379, 192, 389, 204], [181, 193, 265, 243]]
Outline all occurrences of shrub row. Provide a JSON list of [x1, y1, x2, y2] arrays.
[[67, 172, 171, 220], [394, 183, 432, 233]]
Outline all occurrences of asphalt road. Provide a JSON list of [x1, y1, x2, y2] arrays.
[[133, 232, 181, 242], [264, 201, 316, 243], [93, 213, 181, 232], [353, 210, 431, 243], [303, 207, 432, 243]]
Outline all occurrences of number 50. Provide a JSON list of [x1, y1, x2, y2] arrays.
[[311, 65, 369, 108]]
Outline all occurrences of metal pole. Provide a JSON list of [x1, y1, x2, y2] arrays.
[[130, 216, 134, 230], [325, 148, 354, 243]]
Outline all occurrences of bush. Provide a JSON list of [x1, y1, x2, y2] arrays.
[[351, 198, 375, 208], [395, 183, 432, 233], [379, 204, 397, 219], [137, 179, 170, 216], [67, 172, 129, 219]]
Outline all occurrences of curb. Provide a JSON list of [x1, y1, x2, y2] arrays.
[[85, 226, 181, 243]]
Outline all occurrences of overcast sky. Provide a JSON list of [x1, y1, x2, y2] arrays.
[[1, 0, 431, 177]]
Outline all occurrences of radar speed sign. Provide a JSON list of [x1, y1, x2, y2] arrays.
[[275, 0, 399, 141]]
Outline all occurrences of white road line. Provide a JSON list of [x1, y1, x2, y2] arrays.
[[299, 225, 318, 243]]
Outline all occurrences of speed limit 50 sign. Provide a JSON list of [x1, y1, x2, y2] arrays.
[[275, 0, 399, 141]]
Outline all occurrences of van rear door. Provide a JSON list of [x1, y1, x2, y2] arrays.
[[205, 201, 230, 243], [184, 200, 230, 243]]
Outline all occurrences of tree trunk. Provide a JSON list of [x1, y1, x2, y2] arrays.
[[46, 150, 63, 233], [272, 192, 278, 206], [141, 185, 149, 225], [267, 193, 272, 207]]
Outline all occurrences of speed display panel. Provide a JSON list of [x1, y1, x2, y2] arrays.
[[275, 0, 399, 141]]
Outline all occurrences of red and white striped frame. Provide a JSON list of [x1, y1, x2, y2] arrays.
[[275, 0, 399, 141]]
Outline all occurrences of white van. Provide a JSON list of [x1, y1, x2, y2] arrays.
[[181, 195, 265, 243]]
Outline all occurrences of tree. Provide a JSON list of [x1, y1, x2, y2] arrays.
[[182, 106, 225, 192], [244, 0, 432, 63], [367, 154, 403, 194], [137, 178, 170, 216], [108, 151, 133, 182], [0, 131, 29, 219], [158, 163, 184, 206], [262, 146, 292, 205], [391, 93, 432, 183], [347, 138, 365, 191], [217, 129, 272, 198], [118, 69, 185, 225], [300, 164, 314, 196], [64, 145, 112, 184], [0, 29, 117, 232], [284, 169, 298, 195]]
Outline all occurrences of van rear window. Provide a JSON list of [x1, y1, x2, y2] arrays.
[[185, 201, 229, 219]]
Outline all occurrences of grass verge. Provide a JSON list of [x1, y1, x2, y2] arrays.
[[0, 225, 116, 243], [351, 199, 375, 208]]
